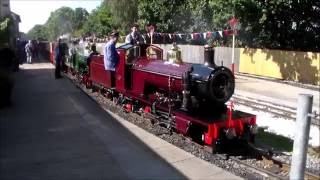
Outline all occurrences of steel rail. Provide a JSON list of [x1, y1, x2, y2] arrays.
[[233, 96, 320, 127]]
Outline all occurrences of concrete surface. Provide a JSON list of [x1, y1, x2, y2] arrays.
[[235, 75, 320, 113], [0, 62, 241, 180]]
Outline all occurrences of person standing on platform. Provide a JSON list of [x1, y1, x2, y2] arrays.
[[55, 38, 63, 79], [25, 40, 33, 64], [104, 31, 119, 86]]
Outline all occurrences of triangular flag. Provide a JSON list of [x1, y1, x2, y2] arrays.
[[206, 32, 212, 39], [218, 31, 223, 37], [203, 33, 207, 39]]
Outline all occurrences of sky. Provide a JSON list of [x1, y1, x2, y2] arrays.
[[11, 0, 103, 33]]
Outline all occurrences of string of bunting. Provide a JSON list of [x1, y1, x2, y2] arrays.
[[142, 29, 235, 41], [72, 29, 236, 43]]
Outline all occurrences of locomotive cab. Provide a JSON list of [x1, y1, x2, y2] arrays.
[[116, 44, 163, 93]]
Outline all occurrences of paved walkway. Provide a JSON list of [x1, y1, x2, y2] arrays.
[[0, 62, 241, 180], [235, 75, 320, 113]]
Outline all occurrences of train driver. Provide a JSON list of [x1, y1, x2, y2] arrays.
[[104, 31, 119, 86]]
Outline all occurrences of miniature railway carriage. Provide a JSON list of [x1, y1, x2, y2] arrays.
[[73, 46, 89, 74], [61, 43, 257, 152]]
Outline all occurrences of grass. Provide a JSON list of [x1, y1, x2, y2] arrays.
[[255, 128, 294, 152], [255, 129, 320, 157]]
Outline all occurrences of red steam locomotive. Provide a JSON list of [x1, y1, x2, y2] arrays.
[[65, 43, 257, 151]]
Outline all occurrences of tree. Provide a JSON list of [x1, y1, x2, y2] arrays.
[[45, 7, 75, 40], [187, 0, 213, 32], [137, 0, 193, 33], [104, 0, 138, 32], [81, 5, 114, 37], [235, 0, 320, 51], [73, 8, 89, 29], [27, 25, 48, 41]]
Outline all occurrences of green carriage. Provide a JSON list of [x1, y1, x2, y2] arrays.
[[68, 43, 90, 74]]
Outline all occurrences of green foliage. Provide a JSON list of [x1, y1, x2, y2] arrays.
[[26, 0, 319, 51], [187, 0, 213, 32], [137, 0, 193, 33], [45, 7, 75, 40], [0, 17, 12, 47], [27, 25, 48, 41], [208, 0, 234, 29], [27, 7, 89, 41], [73, 8, 89, 30], [235, 0, 320, 51], [105, 0, 138, 32], [81, 5, 114, 37], [0, 17, 11, 31]]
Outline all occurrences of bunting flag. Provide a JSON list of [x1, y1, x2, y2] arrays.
[[74, 27, 237, 43]]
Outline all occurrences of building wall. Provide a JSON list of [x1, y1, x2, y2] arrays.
[[239, 48, 320, 85], [156, 44, 205, 64]]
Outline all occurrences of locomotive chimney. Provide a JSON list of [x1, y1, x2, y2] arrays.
[[204, 45, 217, 68]]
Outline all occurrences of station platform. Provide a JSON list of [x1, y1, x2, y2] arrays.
[[235, 74, 319, 113], [0, 62, 241, 180]]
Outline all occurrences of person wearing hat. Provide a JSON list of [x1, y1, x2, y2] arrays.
[[125, 24, 144, 45], [104, 31, 119, 86]]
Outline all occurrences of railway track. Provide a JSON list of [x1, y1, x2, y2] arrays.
[[232, 94, 320, 127], [65, 72, 320, 180], [221, 155, 320, 180], [211, 141, 320, 180]]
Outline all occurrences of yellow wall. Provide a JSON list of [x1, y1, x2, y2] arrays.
[[239, 48, 320, 85]]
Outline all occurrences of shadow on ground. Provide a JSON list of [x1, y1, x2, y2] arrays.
[[0, 66, 187, 179]]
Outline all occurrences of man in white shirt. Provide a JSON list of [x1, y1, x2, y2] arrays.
[[125, 24, 144, 45]]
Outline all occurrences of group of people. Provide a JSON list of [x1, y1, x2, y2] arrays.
[[54, 23, 156, 81], [103, 24, 156, 76]]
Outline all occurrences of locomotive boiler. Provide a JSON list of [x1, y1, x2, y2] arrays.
[[130, 45, 234, 114]]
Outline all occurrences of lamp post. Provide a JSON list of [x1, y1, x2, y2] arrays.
[[229, 16, 238, 74]]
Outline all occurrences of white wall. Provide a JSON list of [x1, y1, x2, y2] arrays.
[[92, 43, 240, 71]]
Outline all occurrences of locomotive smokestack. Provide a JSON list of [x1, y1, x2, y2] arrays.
[[204, 45, 217, 68]]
